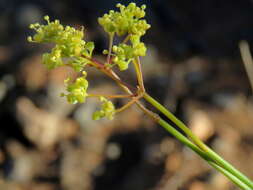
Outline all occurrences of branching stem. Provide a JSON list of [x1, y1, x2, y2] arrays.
[[133, 57, 145, 92], [88, 94, 133, 99], [86, 52, 253, 190], [116, 93, 143, 113], [122, 34, 131, 44], [143, 92, 253, 189]]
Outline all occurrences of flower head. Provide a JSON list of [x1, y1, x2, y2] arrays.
[[28, 16, 94, 71], [61, 71, 89, 104], [98, 3, 150, 71], [98, 3, 150, 36], [92, 97, 115, 120]]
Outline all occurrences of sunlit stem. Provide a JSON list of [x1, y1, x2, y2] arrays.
[[115, 94, 143, 113], [98, 62, 151, 117], [143, 93, 208, 151], [88, 94, 133, 99], [133, 57, 145, 92], [89, 57, 157, 124], [122, 34, 131, 44], [210, 163, 252, 190], [89, 58, 252, 190], [157, 118, 251, 190], [135, 101, 160, 121], [88, 58, 132, 90], [107, 33, 114, 64], [143, 92, 253, 189]]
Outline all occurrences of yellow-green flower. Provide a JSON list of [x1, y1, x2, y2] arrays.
[[92, 97, 115, 120], [28, 16, 94, 71], [98, 3, 150, 36], [61, 72, 89, 104]]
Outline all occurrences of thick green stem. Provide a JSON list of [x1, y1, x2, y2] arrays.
[[144, 93, 208, 151], [89, 57, 253, 189], [158, 119, 251, 190], [209, 162, 252, 190], [143, 93, 253, 189]]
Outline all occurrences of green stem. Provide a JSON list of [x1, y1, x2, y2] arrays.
[[209, 162, 252, 190], [90, 57, 253, 189], [158, 119, 251, 190], [107, 33, 114, 64], [133, 57, 145, 92], [143, 93, 253, 189], [144, 93, 207, 151]]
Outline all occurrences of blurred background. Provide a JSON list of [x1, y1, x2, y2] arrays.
[[1, 0, 253, 189]]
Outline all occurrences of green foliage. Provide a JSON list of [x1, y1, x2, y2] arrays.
[[92, 97, 115, 120]]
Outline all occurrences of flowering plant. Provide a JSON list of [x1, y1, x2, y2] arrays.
[[28, 3, 253, 189]]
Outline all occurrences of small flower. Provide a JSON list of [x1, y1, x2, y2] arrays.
[[42, 45, 63, 69], [111, 36, 147, 71], [92, 97, 115, 120], [61, 71, 89, 104]]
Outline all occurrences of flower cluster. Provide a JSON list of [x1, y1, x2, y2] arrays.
[[111, 35, 147, 71], [61, 73, 115, 119], [28, 16, 94, 71], [98, 3, 150, 36], [99, 3, 150, 71], [28, 2, 150, 120], [61, 71, 89, 104], [92, 97, 116, 120], [28, 16, 115, 120]]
